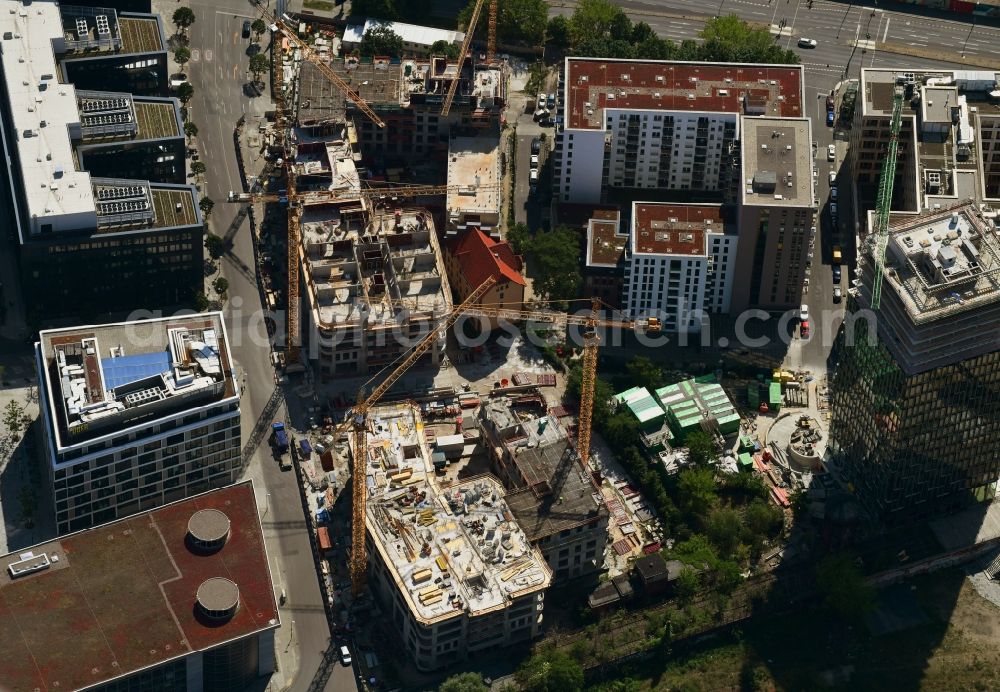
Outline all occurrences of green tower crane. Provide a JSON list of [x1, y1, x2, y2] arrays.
[[869, 85, 906, 310]]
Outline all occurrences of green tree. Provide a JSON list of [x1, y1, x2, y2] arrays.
[[439, 672, 489, 692], [199, 197, 215, 218], [194, 291, 210, 312], [459, 0, 548, 46], [625, 355, 664, 389], [184, 121, 198, 142], [430, 39, 460, 59], [685, 430, 718, 466], [251, 18, 266, 42], [674, 565, 700, 601], [350, 0, 401, 21], [506, 222, 530, 256], [249, 53, 271, 83], [530, 225, 581, 302], [706, 507, 743, 557], [190, 160, 207, 176], [204, 233, 226, 260], [360, 24, 404, 56], [816, 553, 875, 621], [213, 276, 229, 296], [3, 401, 27, 441], [516, 647, 584, 692], [568, 0, 626, 45], [698, 15, 799, 64], [172, 6, 196, 34], [546, 15, 571, 49], [745, 498, 783, 538], [176, 82, 195, 104], [174, 46, 191, 68], [676, 467, 717, 520]]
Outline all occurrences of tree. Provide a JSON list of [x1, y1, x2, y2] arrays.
[[360, 24, 404, 57], [430, 39, 460, 59], [546, 15, 571, 49], [193, 291, 210, 312], [213, 277, 229, 296], [204, 233, 226, 260], [516, 647, 584, 692], [350, 0, 401, 21], [568, 0, 625, 45], [745, 498, 783, 538], [439, 672, 489, 692], [199, 197, 215, 218], [625, 355, 664, 390], [174, 46, 191, 68], [698, 15, 799, 64], [249, 53, 270, 83], [3, 401, 27, 441], [251, 18, 266, 42], [459, 0, 548, 46], [816, 553, 875, 621], [706, 507, 743, 557], [172, 6, 196, 35], [567, 367, 615, 428], [674, 566, 700, 601], [176, 82, 194, 104], [676, 467, 717, 520], [530, 225, 581, 302], [190, 160, 207, 176], [685, 430, 718, 467], [183, 121, 198, 141], [506, 222, 530, 256]]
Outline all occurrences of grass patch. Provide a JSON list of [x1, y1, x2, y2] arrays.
[[303, 0, 335, 11]]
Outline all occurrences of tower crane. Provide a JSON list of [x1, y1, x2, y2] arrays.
[[253, 0, 386, 128], [339, 288, 660, 594], [868, 84, 905, 310], [487, 0, 499, 64], [442, 0, 487, 116], [227, 182, 501, 206]]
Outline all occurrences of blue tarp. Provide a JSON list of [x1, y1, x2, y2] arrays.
[[101, 351, 172, 391], [299, 439, 312, 456]]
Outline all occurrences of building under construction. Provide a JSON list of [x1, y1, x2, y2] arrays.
[[830, 202, 1000, 522], [357, 404, 551, 671]]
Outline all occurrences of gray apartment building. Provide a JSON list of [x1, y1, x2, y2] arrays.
[[36, 313, 242, 535]]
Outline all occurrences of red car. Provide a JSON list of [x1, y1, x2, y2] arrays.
[[800, 320, 810, 339]]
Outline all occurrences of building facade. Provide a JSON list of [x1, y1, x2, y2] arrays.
[[830, 203, 1000, 522], [552, 58, 804, 204], [622, 202, 738, 331], [36, 313, 241, 535]]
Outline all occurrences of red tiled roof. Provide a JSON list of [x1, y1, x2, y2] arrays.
[[448, 228, 525, 288], [0, 483, 278, 692]]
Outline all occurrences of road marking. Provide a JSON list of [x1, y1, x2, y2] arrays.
[[234, 64, 239, 79], [882, 16, 890, 43], [205, 49, 213, 63], [190, 48, 200, 63], [233, 31, 239, 45]]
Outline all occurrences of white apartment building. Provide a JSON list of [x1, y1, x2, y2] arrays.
[[623, 202, 738, 332], [36, 313, 241, 535], [553, 57, 804, 203]]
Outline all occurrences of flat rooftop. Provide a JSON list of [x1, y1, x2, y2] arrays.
[[303, 208, 451, 326], [360, 405, 550, 626], [134, 100, 180, 139], [564, 58, 804, 131], [447, 136, 501, 218], [630, 202, 728, 257], [76, 92, 179, 143], [150, 186, 198, 227], [587, 214, 627, 268], [38, 313, 236, 456], [344, 18, 464, 48], [117, 15, 163, 54], [60, 4, 123, 55], [740, 116, 813, 208], [327, 57, 403, 107], [294, 138, 361, 194], [297, 61, 348, 126], [0, 482, 278, 692], [2, 0, 97, 238], [879, 204, 1000, 322], [862, 69, 1000, 116]]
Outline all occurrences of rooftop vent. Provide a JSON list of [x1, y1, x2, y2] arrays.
[[196, 577, 240, 621], [7, 551, 51, 579], [187, 508, 231, 553]]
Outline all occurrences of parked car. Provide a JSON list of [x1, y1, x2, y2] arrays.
[[799, 304, 810, 322], [537, 92, 546, 106], [242, 20, 252, 38], [826, 110, 835, 126], [832, 265, 842, 283], [827, 144, 836, 161], [529, 169, 539, 182], [833, 286, 843, 302], [531, 138, 541, 154], [826, 95, 835, 109], [170, 73, 188, 88], [340, 645, 352, 666], [829, 170, 837, 185], [830, 186, 838, 200], [530, 154, 539, 168], [800, 320, 810, 339], [797, 37, 818, 48], [830, 202, 838, 217]]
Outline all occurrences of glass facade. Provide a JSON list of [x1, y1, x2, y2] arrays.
[[830, 325, 1000, 523]]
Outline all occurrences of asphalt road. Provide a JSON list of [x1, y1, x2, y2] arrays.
[[181, 2, 354, 690]]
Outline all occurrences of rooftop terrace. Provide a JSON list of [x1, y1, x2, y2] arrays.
[[0, 482, 278, 692], [38, 313, 235, 455], [741, 116, 813, 208], [361, 405, 551, 626], [587, 215, 627, 268], [564, 58, 803, 131], [630, 202, 728, 257], [879, 203, 1000, 322]]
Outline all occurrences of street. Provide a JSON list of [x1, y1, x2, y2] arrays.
[[170, 0, 356, 689]]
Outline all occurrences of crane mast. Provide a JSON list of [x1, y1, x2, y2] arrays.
[[487, 0, 498, 64], [442, 0, 487, 116], [869, 85, 905, 310]]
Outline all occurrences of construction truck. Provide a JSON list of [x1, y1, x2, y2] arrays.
[[272, 422, 291, 470], [832, 245, 842, 264]]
